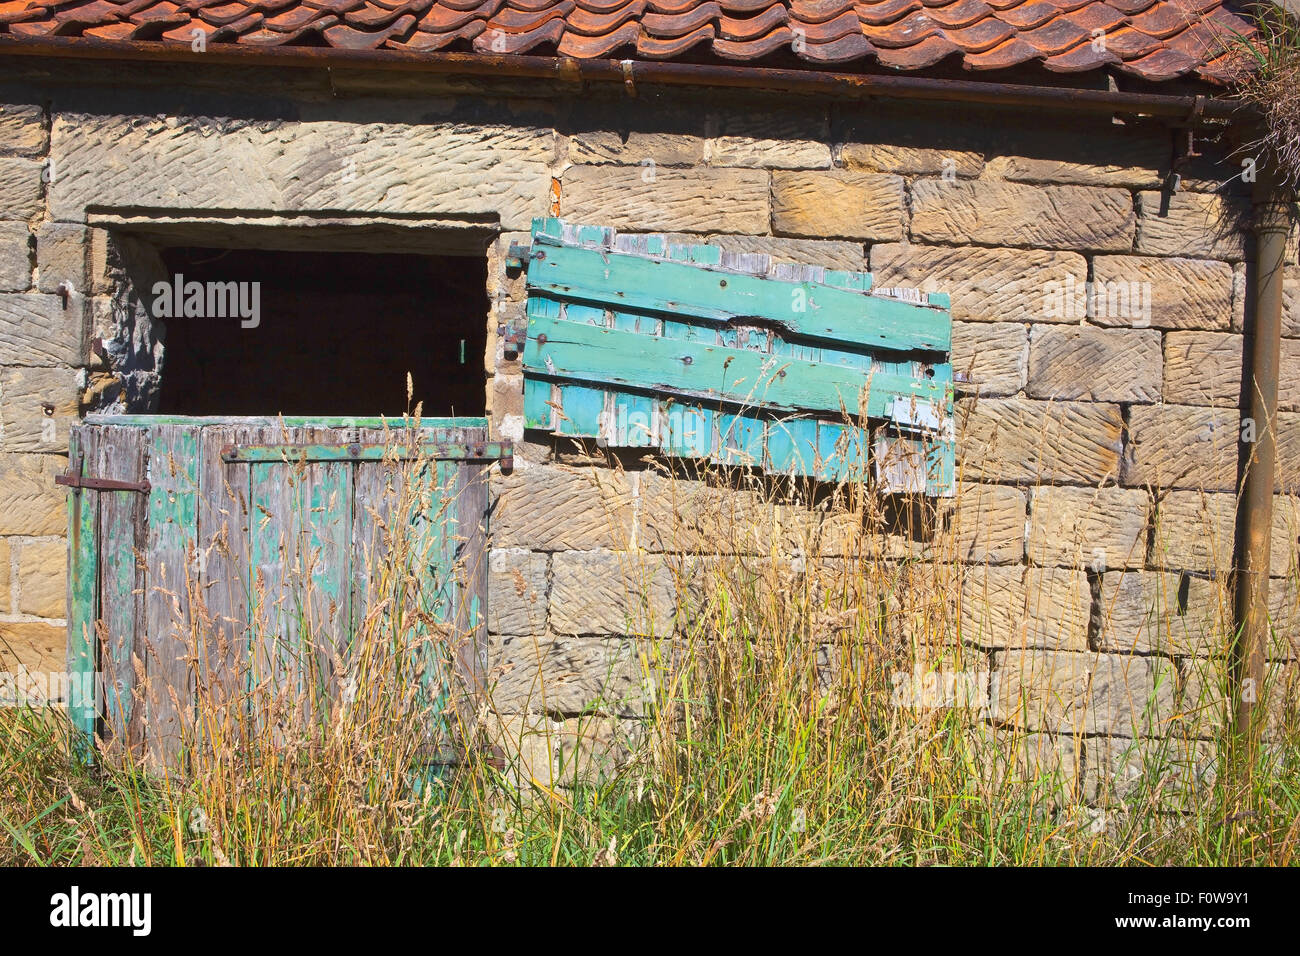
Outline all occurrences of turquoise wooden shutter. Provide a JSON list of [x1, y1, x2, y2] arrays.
[[514, 218, 955, 496]]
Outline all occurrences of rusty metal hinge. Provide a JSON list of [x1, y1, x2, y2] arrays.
[[56, 472, 151, 493]]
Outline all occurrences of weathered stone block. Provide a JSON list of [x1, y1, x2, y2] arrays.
[[567, 130, 705, 166], [1096, 571, 1229, 658], [703, 235, 865, 272], [489, 633, 661, 716], [1092, 255, 1232, 330], [966, 725, 1082, 797], [709, 111, 831, 169], [951, 321, 1026, 397], [772, 171, 904, 241], [958, 398, 1123, 485], [491, 463, 634, 551], [1179, 658, 1298, 740], [1135, 191, 1249, 260], [0, 222, 30, 291], [960, 565, 1090, 651], [0, 537, 9, 612], [985, 136, 1165, 189], [0, 621, 66, 698], [1028, 486, 1150, 570], [17, 538, 64, 618], [1163, 331, 1300, 411], [870, 243, 1087, 324], [0, 293, 86, 366], [1085, 735, 1217, 810], [0, 104, 47, 157], [0, 365, 80, 452], [910, 180, 1135, 251], [0, 158, 42, 220], [487, 548, 548, 635], [637, 470, 818, 556], [841, 143, 982, 178], [992, 649, 1177, 736], [486, 712, 645, 790], [1026, 326, 1161, 402], [943, 481, 1025, 565], [0, 454, 66, 535], [50, 113, 556, 229], [1123, 404, 1237, 492], [549, 550, 676, 637], [35, 222, 87, 294], [562, 165, 768, 234], [1149, 491, 1235, 573]]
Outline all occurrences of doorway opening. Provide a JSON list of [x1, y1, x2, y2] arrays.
[[154, 247, 489, 417]]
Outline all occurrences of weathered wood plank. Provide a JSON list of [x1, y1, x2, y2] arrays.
[[525, 311, 948, 419], [195, 423, 262, 746], [143, 423, 200, 771], [66, 426, 100, 760], [526, 243, 951, 354], [94, 425, 148, 756]]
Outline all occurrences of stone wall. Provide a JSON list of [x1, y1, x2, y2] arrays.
[[0, 59, 1297, 796]]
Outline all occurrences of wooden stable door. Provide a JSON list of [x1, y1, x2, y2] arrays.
[[62, 416, 506, 770]]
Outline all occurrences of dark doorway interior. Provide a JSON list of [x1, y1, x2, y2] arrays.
[[156, 247, 488, 418]]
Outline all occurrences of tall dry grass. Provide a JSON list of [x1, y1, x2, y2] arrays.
[[1, 415, 1299, 865]]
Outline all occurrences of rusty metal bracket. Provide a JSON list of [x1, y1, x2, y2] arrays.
[[56, 472, 151, 493], [505, 241, 531, 271]]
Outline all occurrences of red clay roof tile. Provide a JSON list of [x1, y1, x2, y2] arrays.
[[719, 1, 784, 37], [924, 0, 992, 28], [711, 19, 789, 54], [565, 0, 639, 33], [0, 0, 1258, 85]]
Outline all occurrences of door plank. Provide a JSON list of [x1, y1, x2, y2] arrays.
[[143, 423, 200, 771], [94, 425, 148, 756], [66, 426, 101, 760]]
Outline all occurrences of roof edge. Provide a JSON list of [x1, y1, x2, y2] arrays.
[[0, 35, 1253, 122]]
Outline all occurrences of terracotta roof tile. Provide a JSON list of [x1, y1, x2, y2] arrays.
[[711, 19, 789, 54], [1042, 33, 1118, 68], [875, 28, 955, 64], [642, 0, 716, 35], [0, 0, 1259, 85], [996, 0, 1059, 29], [636, 17, 710, 52], [800, 26, 870, 58], [961, 32, 1040, 66], [861, 8, 936, 46], [852, 0, 920, 24], [719, 3, 785, 40], [924, 0, 992, 28], [566, 0, 639, 33]]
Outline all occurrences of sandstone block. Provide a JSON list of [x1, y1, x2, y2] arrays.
[[870, 243, 1087, 324], [1135, 191, 1248, 260], [562, 165, 768, 234], [487, 548, 548, 635], [992, 649, 1177, 736], [1026, 326, 1161, 402], [490, 463, 634, 551], [958, 398, 1123, 485], [1027, 485, 1150, 570], [910, 180, 1135, 251], [960, 565, 1090, 651], [772, 171, 905, 241]]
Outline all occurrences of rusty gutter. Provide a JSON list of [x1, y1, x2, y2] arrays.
[[0, 35, 1251, 121]]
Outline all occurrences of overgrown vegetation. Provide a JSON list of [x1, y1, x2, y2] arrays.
[[1221, 3, 1300, 187], [1, 417, 1299, 866]]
